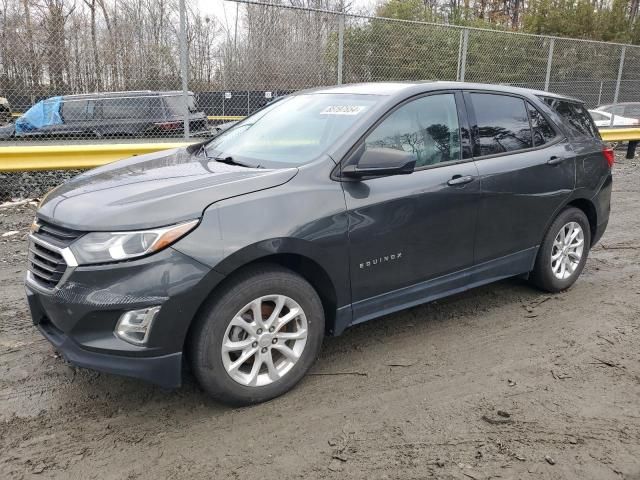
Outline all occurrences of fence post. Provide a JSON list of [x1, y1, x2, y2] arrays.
[[544, 38, 554, 92], [597, 81, 603, 106], [459, 29, 469, 82], [337, 14, 345, 85], [613, 46, 626, 104], [456, 30, 463, 81], [179, 0, 190, 139]]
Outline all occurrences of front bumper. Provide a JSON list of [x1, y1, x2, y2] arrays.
[[26, 246, 224, 388]]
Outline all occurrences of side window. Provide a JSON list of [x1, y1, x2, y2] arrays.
[[364, 94, 461, 168], [526, 102, 557, 147], [541, 98, 598, 138], [470, 93, 532, 156], [102, 97, 148, 120], [61, 100, 88, 123], [589, 111, 607, 122], [148, 97, 164, 119]]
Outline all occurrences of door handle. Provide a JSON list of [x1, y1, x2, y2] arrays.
[[547, 156, 565, 166], [447, 175, 474, 186]]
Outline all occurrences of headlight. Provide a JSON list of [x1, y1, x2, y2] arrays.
[[70, 219, 199, 265]]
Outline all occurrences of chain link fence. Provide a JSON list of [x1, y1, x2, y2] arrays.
[[1, 0, 639, 200]]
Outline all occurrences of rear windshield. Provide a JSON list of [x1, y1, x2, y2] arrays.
[[163, 95, 197, 115], [540, 97, 599, 139]]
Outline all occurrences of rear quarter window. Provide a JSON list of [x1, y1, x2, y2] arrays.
[[163, 95, 197, 116], [541, 97, 599, 139]]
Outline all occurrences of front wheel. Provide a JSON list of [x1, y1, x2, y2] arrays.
[[189, 266, 325, 406], [530, 207, 591, 293]]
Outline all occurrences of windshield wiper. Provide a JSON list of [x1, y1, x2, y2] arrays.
[[213, 155, 258, 168]]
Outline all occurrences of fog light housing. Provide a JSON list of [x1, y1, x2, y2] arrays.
[[115, 306, 161, 345]]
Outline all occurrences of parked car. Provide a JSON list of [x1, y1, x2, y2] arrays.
[[26, 82, 612, 405], [595, 102, 640, 121], [0, 91, 208, 139], [0, 96, 11, 124], [589, 109, 639, 127]]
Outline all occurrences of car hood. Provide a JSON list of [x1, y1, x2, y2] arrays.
[[38, 146, 298, 231]]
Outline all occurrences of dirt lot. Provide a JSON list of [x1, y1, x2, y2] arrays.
[[1, 153, 639, 480]]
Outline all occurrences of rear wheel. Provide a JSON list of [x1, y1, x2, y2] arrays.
[[189, 266, 324, 405], [530, 207, 591, 292]]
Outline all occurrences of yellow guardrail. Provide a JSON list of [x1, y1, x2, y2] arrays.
[[599, 128, 640, 142], [0, 128, 637, 173], [208, 115, 244, 121], [0, 143, 190, 172]]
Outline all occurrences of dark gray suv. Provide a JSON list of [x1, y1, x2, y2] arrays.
[[25, 82, 612, 405]]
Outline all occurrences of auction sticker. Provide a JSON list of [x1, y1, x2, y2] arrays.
[[320, 105, 366, 115]]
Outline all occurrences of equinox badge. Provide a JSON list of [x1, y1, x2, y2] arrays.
[[359, 252, 403, 269]]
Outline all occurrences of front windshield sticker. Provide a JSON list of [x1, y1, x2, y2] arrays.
[[320, 105, 367, 115]]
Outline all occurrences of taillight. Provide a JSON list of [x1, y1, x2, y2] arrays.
[[603, 147, 615, 168], [154, 121, 182, 131]]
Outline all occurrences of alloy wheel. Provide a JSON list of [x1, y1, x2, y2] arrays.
[[550, 221, 585, 280], [221, 295, 308, 387]]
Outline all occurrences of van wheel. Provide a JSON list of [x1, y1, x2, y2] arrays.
[[189, 266, 324, 406], [530, 207, 591, 293]]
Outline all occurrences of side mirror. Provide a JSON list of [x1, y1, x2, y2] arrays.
[[342, 147, 416, 179]]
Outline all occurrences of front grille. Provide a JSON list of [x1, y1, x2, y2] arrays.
[[27, 220, 82, 290], [35, 220, 82, 247], [28, 241, 67, 289]]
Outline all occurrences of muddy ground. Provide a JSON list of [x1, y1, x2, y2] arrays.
[[1, 153, 639, 480]]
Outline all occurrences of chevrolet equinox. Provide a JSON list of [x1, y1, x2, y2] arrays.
[[25, 82, 612, 405]]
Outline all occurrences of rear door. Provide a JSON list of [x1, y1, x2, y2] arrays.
[[466, 91, 576, 269]]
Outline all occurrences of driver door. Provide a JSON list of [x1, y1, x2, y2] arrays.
[[342, 92, 480, 322]]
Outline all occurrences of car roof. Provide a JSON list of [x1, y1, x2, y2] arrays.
[[295, 81, 583, 103], [61, 91, 192, 100]]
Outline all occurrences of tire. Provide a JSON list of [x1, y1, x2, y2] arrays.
[[189, 265, 325, 406], [530, 207, 591, 293]]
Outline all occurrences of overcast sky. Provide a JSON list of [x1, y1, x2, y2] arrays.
[[199, 0, 379, 32]]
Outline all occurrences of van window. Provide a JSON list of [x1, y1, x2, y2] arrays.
[[541, 97, 598, 139], [470, 93, 532, 156], [163, 95, 197, 116], [101, 97, 149, 120], [62, 100, 88, 122]]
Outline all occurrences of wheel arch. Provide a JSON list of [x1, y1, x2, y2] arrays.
[[565, 197, 597, 242], [183, 248, 343, 357], [539, 196, 598, 248]]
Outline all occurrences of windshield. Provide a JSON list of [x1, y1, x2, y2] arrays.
[[204, 93, 381, 167]]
